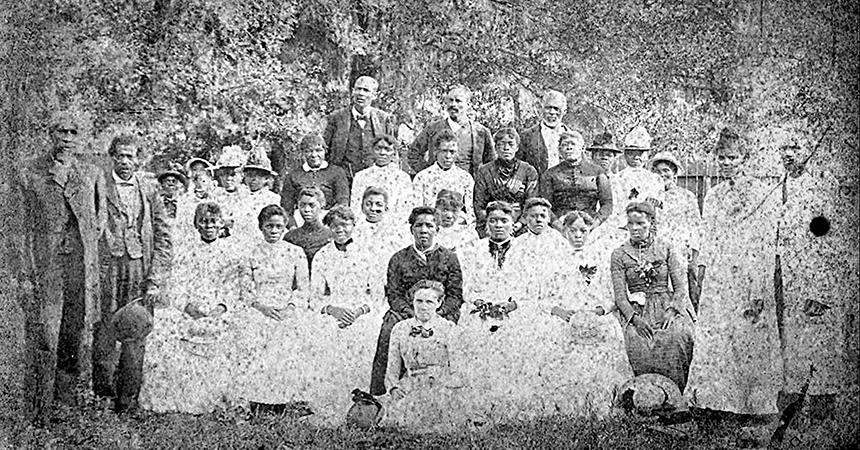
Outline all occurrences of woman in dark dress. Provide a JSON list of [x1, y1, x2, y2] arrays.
[[473, 127, 538, 237], [610, 201, 695, 391]]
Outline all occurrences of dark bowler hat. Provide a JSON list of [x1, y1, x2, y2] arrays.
[[157, 161, 189, 186], [587, 132, 622, 153]]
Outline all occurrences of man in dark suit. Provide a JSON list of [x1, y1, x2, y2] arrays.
[[94, 134, 171, 412], [18, 111, 106, 424], [322, 76, 396, 180], [516, 90, 573, 180], [407, 85, 495, 177]]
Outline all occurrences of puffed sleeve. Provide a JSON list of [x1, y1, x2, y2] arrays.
[[385, 323, 406, 392], [666, 241, 695, 321], [595, 172, 613, 225]]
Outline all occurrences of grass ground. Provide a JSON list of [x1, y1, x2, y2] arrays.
[[3, 392, 858, 449]]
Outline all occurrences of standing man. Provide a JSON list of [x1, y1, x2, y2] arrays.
[[408, 85, 495, 177], [18, 111, 106, 423], [322, 75, 396, 180], [517, 90, 574, 180], [369, 206, 463, 396], [95, 134, 171, 413]]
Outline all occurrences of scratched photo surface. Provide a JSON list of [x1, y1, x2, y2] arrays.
[[1, 1, 857, 449]]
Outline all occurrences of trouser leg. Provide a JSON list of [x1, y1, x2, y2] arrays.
[[370, 311, 401, 396], [113, 257, 145, 410], [55, 253, 86, 403], [93, 256, 122, 397]]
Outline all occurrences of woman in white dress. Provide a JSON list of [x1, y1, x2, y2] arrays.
[[140, 202, 249, 414], [235, 204, 311, 413], [307, 205, 385, 424], [543, 210, 632, 417], [686, 128, 782, 416]]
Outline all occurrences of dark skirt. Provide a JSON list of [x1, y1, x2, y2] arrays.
[[622, 292, 694, 391]]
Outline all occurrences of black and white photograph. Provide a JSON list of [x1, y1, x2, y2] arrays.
[[0, 0, 857, 448]]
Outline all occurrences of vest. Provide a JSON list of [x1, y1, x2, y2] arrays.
[[346, 116, 377, 178], [453, 123, 474, 173]]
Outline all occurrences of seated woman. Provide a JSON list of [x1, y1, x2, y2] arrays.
[[542, 210, 631, 417], [434, 190, 479, 253], [383, 280, 468, 432], [503, 197, 572, 305], [140, 202, 249, 414], [308, 205, 386, 423], [610, 201, 695, 393], [235, 204, 311, 413]]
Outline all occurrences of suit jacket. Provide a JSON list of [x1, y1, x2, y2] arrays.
[[18, 154, 107, 366], [407, 118, 495, 176], [517, 123, 573, 179], [322, 106, 396, 176], [101, 171, 172, 289]]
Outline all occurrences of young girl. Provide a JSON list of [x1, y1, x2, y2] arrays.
[[236, 204, 312, 413], [384, 280, 467, 432]]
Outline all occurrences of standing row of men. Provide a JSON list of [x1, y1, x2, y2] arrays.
[[18, 113, 171, 422]]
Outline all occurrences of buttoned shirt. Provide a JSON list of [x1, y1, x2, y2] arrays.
[[458, 237, 516, 302], [310, 240, 380, 309], [447, 117, 462, 133], [540, 122, 563, 168], [386, 315, 453, 392], [350, 163, 416, 221], [412, 163, 475, 222], [504, 228, 572, 306], [352, 107, 368, 129]]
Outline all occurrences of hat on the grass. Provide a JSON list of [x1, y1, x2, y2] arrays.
[[112, 298, 153, 342], [587, 132, 622, 153], [156, 161, 189, 187], [615, 373, 686, 415], [649, 151, 683, 175], [623, 126, 653, 151], [345, 389, 382, 429]]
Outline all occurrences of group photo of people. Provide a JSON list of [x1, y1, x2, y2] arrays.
[[17, 74, 858, 443]]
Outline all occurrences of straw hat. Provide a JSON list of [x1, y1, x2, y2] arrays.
[[623, 126, 653, 151], [112, 298, 153, 342], [185, 157, 213, 174], [649, 151, 683, 175], [244, 146, 277, 176], [587, 132, 622, 153], [615, 373, 686, 414], [215, 145, 247, 169]]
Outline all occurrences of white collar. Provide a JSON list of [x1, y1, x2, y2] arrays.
[[112, 171, 136, 186], [447, 117, 465, 132], [412, 241, 439, 261], [352, 107, 370, 120], [303, 161, 329, 172], [541, 121, 563, 131]]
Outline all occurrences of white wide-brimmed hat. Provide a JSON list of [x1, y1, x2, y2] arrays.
[[623, 126, 653, 151]]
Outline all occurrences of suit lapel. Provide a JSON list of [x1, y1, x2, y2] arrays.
[[533, 126, 548, 172]]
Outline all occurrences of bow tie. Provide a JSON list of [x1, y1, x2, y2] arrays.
[[489, 240, 511, 269], [409, 325, 434, 338], [579, 264, 597, 285], [355, 114, 368, 122]]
